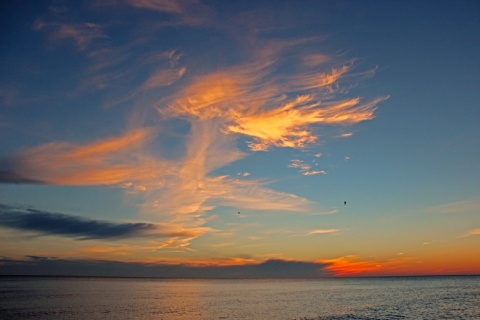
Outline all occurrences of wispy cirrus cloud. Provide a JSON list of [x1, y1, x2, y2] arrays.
[[289, 159, 326, 176], [141, 66, 187, 91], [422, 240, 442, 246], [34, 20, 107, 51], [459, 228, 480, 238], [467, 229, 480, 236], [307, 209, 338, 216], [2, 1, 387, 250], [426, 199, 480, 214], [137, 119, 310, 218], [161, 48, 387, 152], [0, 128, 160, 186], [126, 0, 213, 26], [307, 229, 339, 235], [127, 0, 188, 14]]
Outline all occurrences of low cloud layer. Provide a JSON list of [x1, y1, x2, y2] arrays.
[[0, 256, 331, 278]]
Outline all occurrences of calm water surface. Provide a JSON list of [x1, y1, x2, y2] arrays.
[[1, 276, 479, 319]]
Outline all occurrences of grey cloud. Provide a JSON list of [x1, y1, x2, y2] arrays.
[[0, 158, 45, 184], [0, 170, 46, 184], [0, 204, 182, 240]]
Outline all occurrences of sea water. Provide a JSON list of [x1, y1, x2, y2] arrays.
[[0, 276, 479, 319]]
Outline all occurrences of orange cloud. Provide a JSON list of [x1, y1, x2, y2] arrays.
[[287, 65, 350, 91], [320, 256, 383, 276], [10, 128, 159, 186], [162, 69, 267, 120], [320, 255, 416, 277], [307, 229, 339, 235], [464, 229, 480, 237], [138, 119, 310, 219], [160, 42, 387, 152], [228, 96, 386, 151]]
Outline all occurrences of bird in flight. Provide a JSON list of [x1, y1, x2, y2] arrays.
[[344, 201, 347, 205]]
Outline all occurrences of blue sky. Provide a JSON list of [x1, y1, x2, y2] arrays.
[[1, 0, 479, 277]]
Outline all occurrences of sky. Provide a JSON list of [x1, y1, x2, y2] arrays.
[[0, 0, 479, 278]]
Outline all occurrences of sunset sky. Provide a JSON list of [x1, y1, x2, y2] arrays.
[[1, 0, 479, 277]]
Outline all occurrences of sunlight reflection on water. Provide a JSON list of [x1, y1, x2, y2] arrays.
[[1, 276, 479, 319]]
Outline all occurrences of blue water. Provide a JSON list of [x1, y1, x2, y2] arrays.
[[0, 276, 479, 319]]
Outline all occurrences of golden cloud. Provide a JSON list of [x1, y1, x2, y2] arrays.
[[10, 128, 158, 186], [161, 52, 387, 152], [307, 229, 339, 235]]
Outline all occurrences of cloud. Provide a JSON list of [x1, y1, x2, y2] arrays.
[[426, 199, 480, 214], [127, 0, 189, 14], [0, 256, 331, 278], [422, 240, 441, 246], [34, 20, 107, 51], [0, 170, 46, 184], [0, 128, 159, 186], [468, 229, 480, 236], [302, 53, 331, 67], [460, 229, 480, 237], [307, 210, 338, 216], [289, 159, 326, 176], [339, 132, 354, 138], [227, 96, 387, 151], [141, 66, 187, 91], [320, 255, 416, 277], [307, 229, 339, 235], [0, 118, 310, 239], [160, 42, 387, 152], [138, 119, 310, 217], [320, 256, 382, 276], [126, 0, 213, 26], [0, 203, 205, 240], [213, 178, 310, 212], [303, 170, 326, 176], [2, 1, 388, 252]]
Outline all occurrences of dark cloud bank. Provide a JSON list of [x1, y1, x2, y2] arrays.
[[0, 256, 331, 278], [0, 204, 185, 240]]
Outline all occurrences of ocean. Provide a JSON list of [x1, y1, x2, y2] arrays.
[[0, 276, 479, 319]]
